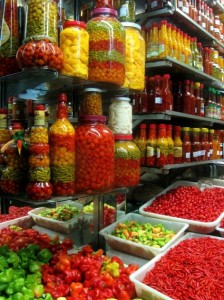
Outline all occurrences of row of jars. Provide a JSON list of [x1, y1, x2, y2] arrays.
[[0, 94, 140, 200], [134, 123, 223, 168]]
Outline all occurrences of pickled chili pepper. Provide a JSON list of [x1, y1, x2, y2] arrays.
[[182, 127, 191, 163], [166, 124, 174, 164], [146, 124, 157, 167], [156, 124, 168, 167], [173, 126, 183, 164], [200, 128, 209, 161], [134, 124, 147, 166], [114, 134, 140, 187], [191, 128, 201, 162]]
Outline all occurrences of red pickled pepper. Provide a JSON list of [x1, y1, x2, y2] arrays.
[[173, 125, 183, 164], [166, 124, 174, 164], [190, 80, 196, 115], [161, 74, 173, 111], [152, 75, 163, 113], [148, 76, 155, 113], [182, 127, 192, 163], [173, 81, 183, 112], [182, 80, 192, 114], [142, 237, 224, 300], [146, 124, 157, 167]]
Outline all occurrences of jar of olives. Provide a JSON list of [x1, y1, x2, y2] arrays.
[[87, 8, 125, 86], [114, 134, 140, 187], [79, 88, 103, 115]]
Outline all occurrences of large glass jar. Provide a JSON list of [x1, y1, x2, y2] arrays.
[[0, 0, 20, 76], [79, 88, 103, 115], [60, 20, 89, 79], [109, 96, 132, 134], [122, 22, 145, 91], [75, 115, 114, 193], [24, 0, 58, 44], [114, 134, 140, 187], [16, 39, 63, 70], [49, 93, 75, 196], [87, 8, 125, 86], [191, 128, 201, 162], [26, 182, 53, 200]]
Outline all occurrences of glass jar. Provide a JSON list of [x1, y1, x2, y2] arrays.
[[12, 99, 27, 121], [0, 0, 20, 77], [26, 181, 53, 200], [122, 22, 145, 91], [156, 123, 168, 167], [119, 0, 136, 22], [200, 128, 209, 161], [75, 115, 114, 193], [29, 143, 50, 169], [49, 93, 75, 196], [109, 97, 132, 134], [24, 0, 58, 44], [30, 126, 48, 144], [173, 125, 183, 164], [191, 128, 201, 162], [1, 166, 24, 194], [16, 39, 63, 71], [87, 8, 125, 86], [134, 123, 147, 166], [79, 88, 103, 115], [182, 127, 191, 163], [60, 20, 89, 79], [114, 134, 140, 187], [146, 123, 157, 167]]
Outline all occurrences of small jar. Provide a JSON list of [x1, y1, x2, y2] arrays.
[[182, 127, 191, 163], [109, 97, 132, 134], [1, 167, 25, 194], [75, 115, 114, 193], [122, 22, 145, 91], [26, 182, 53, 200], [24, 0, 58, 44], [114, 134, 140, 187], [12, 99, 27, 121], [60, 20, 89, 79], [87, 8, 125, 85], [16, 39, 63, 71], [191, 128, 201, 162], [79, 88, 103, 115], [119, 0, 136, 22]]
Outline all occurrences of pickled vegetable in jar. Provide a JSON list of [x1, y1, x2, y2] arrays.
[[156, 124, 168, 167], [191, 128, 201, 162], [24, 0, 58, 43], [79, 88, 103, 115], [122, 22, 145, 91], [0, 167, 25, 194], [114, 134, 140, 187], [109, 97, 132, 134], [30, 104, 48, 144], [16, 39, 63, 71], [60, 20, 89, 79], [119, 0, 136, 22], [0, 0, 20, 77], [28, 166, 51, 182], [134, 123, 147, 166], [29, 144, 50, 168], [12, 99, 27, 120], [26, 181, 53, 200], [87, 8, 125, 86], [49, 93, 75, 196], [75, 115, 114, 193], [0, 109, 11, 144]]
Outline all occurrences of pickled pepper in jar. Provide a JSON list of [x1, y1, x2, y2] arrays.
[[49, 93, 75, 196], [87, 8, 125, 86], [200, 128, 209, 161], [191, 128, 201, 162], [182, 127, 191, 163], [173, 125, 183, 164], [166, 124, 174, 164], [119, 0, 136, 22], [75, 115, 114, 193], [134, 123, 147, 166], [79, 88, 103, 115], [114, 134, 140, 187], [156, 124, 168, 167], [146, 123, 157, 167]]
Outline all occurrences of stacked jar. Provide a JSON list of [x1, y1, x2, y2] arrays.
[[0, 123, 29, 194], [49, 93, 75, 196], [26, 104, 52, 201], [75, 115, 114, 193], [87, 8, 125, 86], [79, 88, 103, 115], [16, 0, 63, 71]]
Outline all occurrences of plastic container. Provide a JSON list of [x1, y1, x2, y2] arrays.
[[216, 222, 224, 237], [108, 96, 132, 134], [28, 204, 83, 234], [114, 134, 140, 187], [79, 88, 103, 115], [60, 20, 89, 79], [87, 8, 125, 85], [16, 39, 63, 71], [75, 115, 114, 193], [139, 180, 224, 233], [24, 0, 58, 43], [100, 213, 189, 259], [129, 233, 224, 300], [0, 215, 34, 230], [26, 182, 53, 201], [121, 22, 145, 91]]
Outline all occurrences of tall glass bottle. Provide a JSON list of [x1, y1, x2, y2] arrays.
[[182, 127, 191, 163], [173, 126, 183, 164], [173, 81, 183, 112], [161, 74, 173, 111], [152, 75, 163, 113], [158, 20, 168, 59], [156, 124, 168, 167], [190, 81, 196, 115], [182, 80, 192, 114], [49, 93, 75, 196], [135, 123, 147, 166], [166, 124, 174, 164], [146, 124, 157, 167], [200, 128, 209, 161]]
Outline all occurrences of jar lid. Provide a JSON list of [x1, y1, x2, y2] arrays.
[[83, 88, 102, 93], [140, 124, 147, 129], [149, 124, 156, 129], [158, 124, 166, 129], [34, 104, 45, 111], [0, 108, 7, 114], [114, 134, 133, 141], [121, 22, 141, 31], [183, 127, 190, 131], [192, 128, 200, 132], [112, 97, 130, 102], [201, 128, 209, 132], [91, 7, 118, 17], [78, 115, 106, 123], [63, 20, 86, 29]]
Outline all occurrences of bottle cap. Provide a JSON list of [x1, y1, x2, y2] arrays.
[[58, 93, 67, 103], [63, 20, 86, 29], [140, 124, 147, 129], [114, 134, 133, 141]]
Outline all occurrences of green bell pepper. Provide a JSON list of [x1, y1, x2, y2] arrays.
[[29, 260, 43, 273], [0, 245, 9, 256], [0, 256, 8, 271], [37, 249, 53, 263], [7, 252, 20, 268], [0, 268, 13, 283]]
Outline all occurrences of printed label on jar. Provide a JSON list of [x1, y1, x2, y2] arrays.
[[158, 43, 165, 55], [0, 113, 7, 128], [182, 6, 189, 13], [174, 146, 182, 158], [34, 110, 45, 126], [201, 150, 206, 156], [185, 152, 191, 158], [155, 97, 162, 104], [147, 146, 154, 157], [157, 148, 160, 158], [120, 4, 128, 17], [193, 151, 198, 158]]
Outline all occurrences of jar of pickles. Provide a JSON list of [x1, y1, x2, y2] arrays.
[[79, 88, 103, 115], [0, 0, 20, 76], [87, 8, 125, 86], [60, 20, 89, 79], [0, 109, 11, 165], [16, 39, 63, 71], [114, 134, 140, 187], [118, 0, 136, 22], [30, 104, 48, 144], [121, 22, 145, 91], [49, 93, 75, 196], [109, 97, 132, 134], [24, 0, 58, 44], [26, 182, 53, 200], [75, 115, 114, 193]]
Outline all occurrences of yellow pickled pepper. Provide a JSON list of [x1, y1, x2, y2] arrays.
[[158, 20, 169, 59], [171, 25, 178, 60], [167, 22, 173, 57]]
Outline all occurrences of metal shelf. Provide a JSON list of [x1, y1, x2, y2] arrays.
[[206, 0, 224, 14]]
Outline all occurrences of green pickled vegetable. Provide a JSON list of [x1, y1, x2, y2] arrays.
[[38, 205, 80, 221]]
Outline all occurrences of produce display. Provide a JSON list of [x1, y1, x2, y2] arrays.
[[143, 186, 224, 222], [38, 205, 80, 221], [111, 221, 176, 248], [0, 226, 139, 300], [0, 206, 32, 223], [80, 88, 103, 115], [140, 237, 224, 300]]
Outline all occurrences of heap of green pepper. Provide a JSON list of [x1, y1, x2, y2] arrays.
[[0, 244, 53, 300], [38, 205, 80, 221]]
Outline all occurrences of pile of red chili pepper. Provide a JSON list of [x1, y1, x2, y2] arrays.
[[142, 237, 224, 300], [0, 206, 33, 223], [144, 186, 224, 222]]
